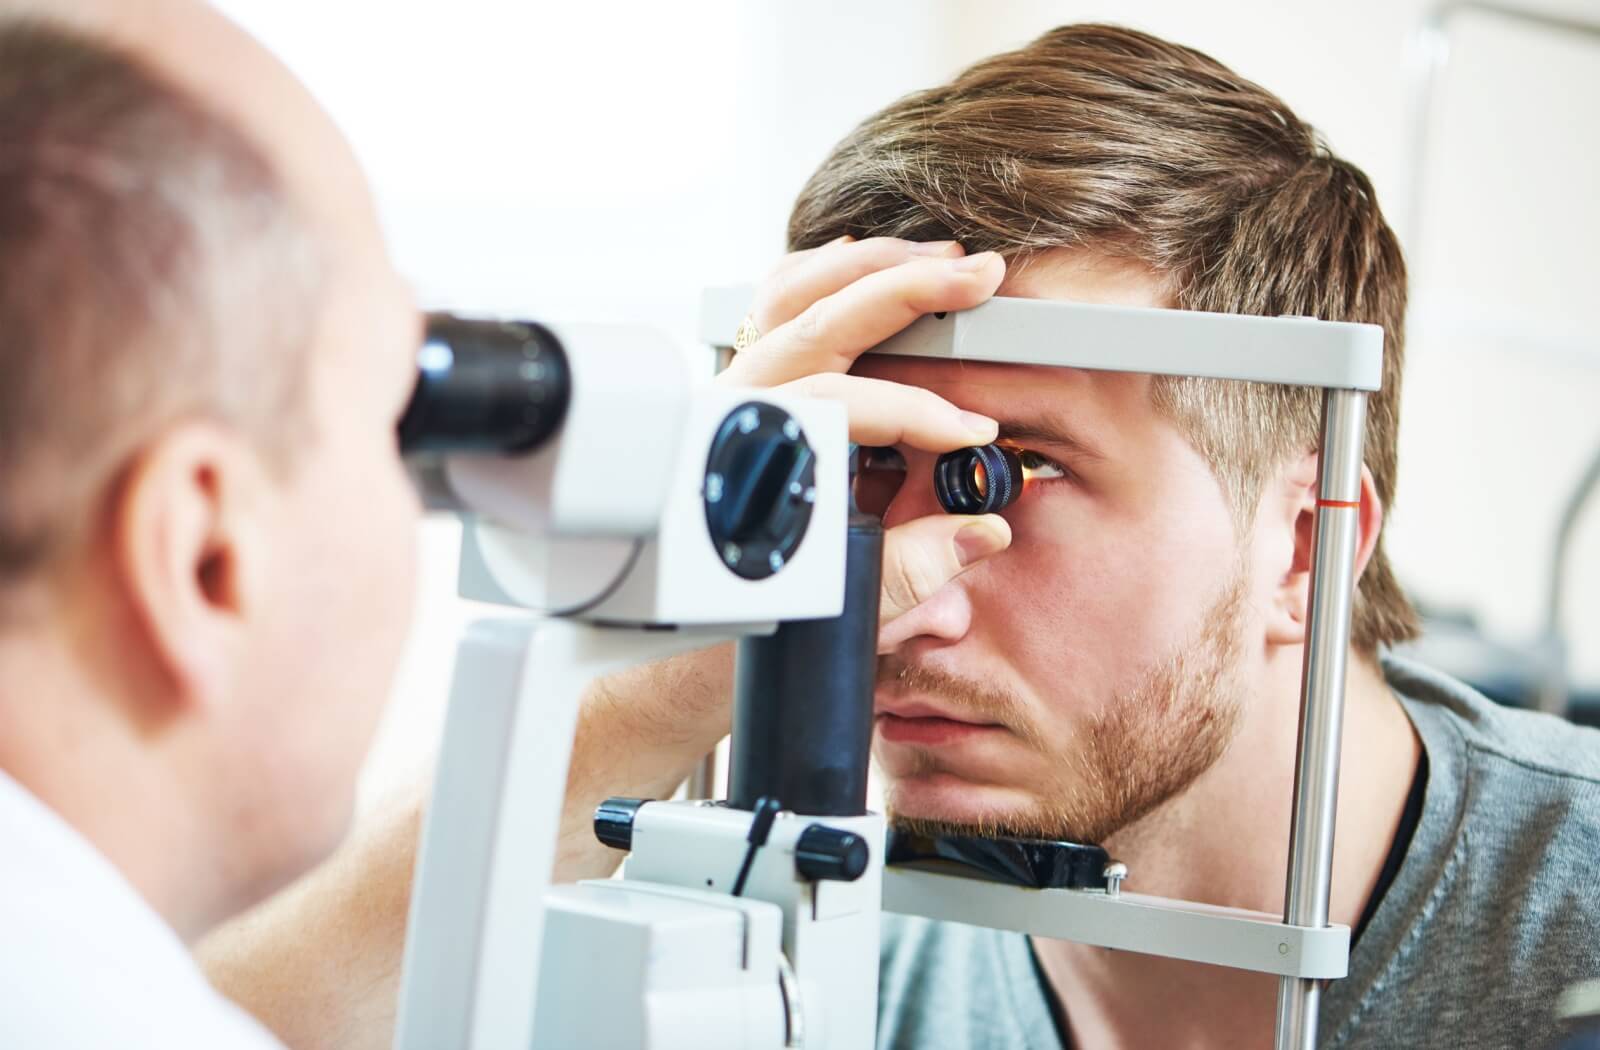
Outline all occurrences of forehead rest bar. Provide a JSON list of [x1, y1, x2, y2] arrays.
[[700, 288, 1383, 392]]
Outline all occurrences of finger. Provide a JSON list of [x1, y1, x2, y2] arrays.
[[877, 513, 1011, 633], [753, 237, 965, 334], [724, 251, 1006, 388], [775, 373, 997, 451], [766, 233, 854, 277]]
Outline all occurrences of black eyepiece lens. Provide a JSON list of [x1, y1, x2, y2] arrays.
[[397, 313, 571, 457]]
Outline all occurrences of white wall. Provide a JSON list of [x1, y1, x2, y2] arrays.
[[209, 1, 1600, 811]]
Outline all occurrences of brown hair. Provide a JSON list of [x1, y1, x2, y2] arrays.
[[0, 19, 321, 594], [789, 23, 1417, 652]]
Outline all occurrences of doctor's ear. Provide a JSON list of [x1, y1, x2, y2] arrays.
[[1264, 452, 1383, 649], [109, 421, 269, 710]]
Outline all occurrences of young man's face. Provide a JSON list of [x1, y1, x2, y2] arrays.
[[857, 251, 1262, 844]]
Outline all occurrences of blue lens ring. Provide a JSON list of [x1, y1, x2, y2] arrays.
[[933, 443, 1023, 514]]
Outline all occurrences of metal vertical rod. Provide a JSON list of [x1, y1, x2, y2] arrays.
[[687, 750, 719, 799], [1275, 389, 1368, 1050]]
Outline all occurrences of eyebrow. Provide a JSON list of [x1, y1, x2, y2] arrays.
[[994, 419, 1110, 464]]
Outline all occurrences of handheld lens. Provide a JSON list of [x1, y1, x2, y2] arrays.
[[933, 443, 1024, 514]]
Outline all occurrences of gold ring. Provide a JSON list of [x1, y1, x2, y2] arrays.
[[733, 314, 761, 352]]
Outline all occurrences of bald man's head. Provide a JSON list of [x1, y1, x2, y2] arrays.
[[0, 13, 321, 596], [0, 5, 423, 929], [3, 0, 380, 239]]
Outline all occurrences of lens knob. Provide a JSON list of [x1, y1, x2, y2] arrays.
[[703, 403, 817, 580], [593, 797, 650, 851], [933, 443, 1022, 514], [794, 825, 870, 882]]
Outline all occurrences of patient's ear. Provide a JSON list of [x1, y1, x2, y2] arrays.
[[1264, 452, 1383, 648], [109, 422, 266, 711]]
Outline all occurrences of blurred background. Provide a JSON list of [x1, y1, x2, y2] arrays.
[[210, 0, 1600, 813]]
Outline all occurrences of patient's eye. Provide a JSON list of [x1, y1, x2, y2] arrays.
[[1016, 448, 1067, 483], [853, 446, 906, 517]]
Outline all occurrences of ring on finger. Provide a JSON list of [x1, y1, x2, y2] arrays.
[[733, 314, 761, 352]]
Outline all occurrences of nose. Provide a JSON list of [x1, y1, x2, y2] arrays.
[[877, 582, 975, 655]]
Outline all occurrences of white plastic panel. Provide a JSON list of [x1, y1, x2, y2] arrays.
[[535, 882, 788, 1050], [461, 383, 849, 627], [446, 321, 693, 539], [624, 802, 885, 1050], [882, 867, 1350, 980]]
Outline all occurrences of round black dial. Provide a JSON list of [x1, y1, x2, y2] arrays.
[[703, 402, 817, 580]]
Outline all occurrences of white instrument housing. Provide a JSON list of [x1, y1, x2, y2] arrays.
[[394, 320, 852, 1050]]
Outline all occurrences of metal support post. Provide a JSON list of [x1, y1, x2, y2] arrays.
[[687, 750, 719, 800], [1275, 389, 1368, 1049], [396, 620, 740, 1050]]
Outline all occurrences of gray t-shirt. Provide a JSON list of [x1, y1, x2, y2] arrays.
[[877, 655, 1600, 1049]]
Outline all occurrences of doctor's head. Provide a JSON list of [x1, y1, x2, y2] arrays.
[[793, 25, 1413, 845], [0, 2, 419, 935]]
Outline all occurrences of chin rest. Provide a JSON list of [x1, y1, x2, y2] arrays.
[[886, 828, 1112, 890]]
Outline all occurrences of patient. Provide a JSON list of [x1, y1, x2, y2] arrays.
[[200, 22, 1600, 1050], [771, 26, 1600, 1048]]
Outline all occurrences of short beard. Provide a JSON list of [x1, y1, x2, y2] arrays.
[[883, 565, 1249, 845]]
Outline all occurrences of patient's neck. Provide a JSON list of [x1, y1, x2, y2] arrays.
[[1030, 648, 1419, 1050]]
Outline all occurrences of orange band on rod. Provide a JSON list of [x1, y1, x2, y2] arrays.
[[1316, 499, 1361, 509]]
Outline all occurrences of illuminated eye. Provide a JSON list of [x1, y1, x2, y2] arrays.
[[1017, 448, 1066, 482], [853, 446, 907, 517]]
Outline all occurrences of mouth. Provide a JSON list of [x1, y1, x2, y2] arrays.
[[874, 700, 1007, 747]]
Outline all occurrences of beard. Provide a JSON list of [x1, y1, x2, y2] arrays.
[[879, 565, 1250, 846]]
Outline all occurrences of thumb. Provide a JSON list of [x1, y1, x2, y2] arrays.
[[878, 513, 1011, 628]]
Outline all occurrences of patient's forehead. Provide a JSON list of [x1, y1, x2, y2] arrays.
[[851, 355, 1080, 395], [999, 249, 1171, 305], [857, 356, 1158, 460]]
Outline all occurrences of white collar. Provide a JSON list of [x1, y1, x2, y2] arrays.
[[0, 766, 285, 1048], [0, 765, 190, 954]]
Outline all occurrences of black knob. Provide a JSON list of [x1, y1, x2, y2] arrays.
[[593, 797, 650, 851], [703, 402, 817, 580], [794, 824, 870, 882]]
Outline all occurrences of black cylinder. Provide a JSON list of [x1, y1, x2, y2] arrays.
[[397, 313, 571, 457], [728, 512, 883, 816]]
